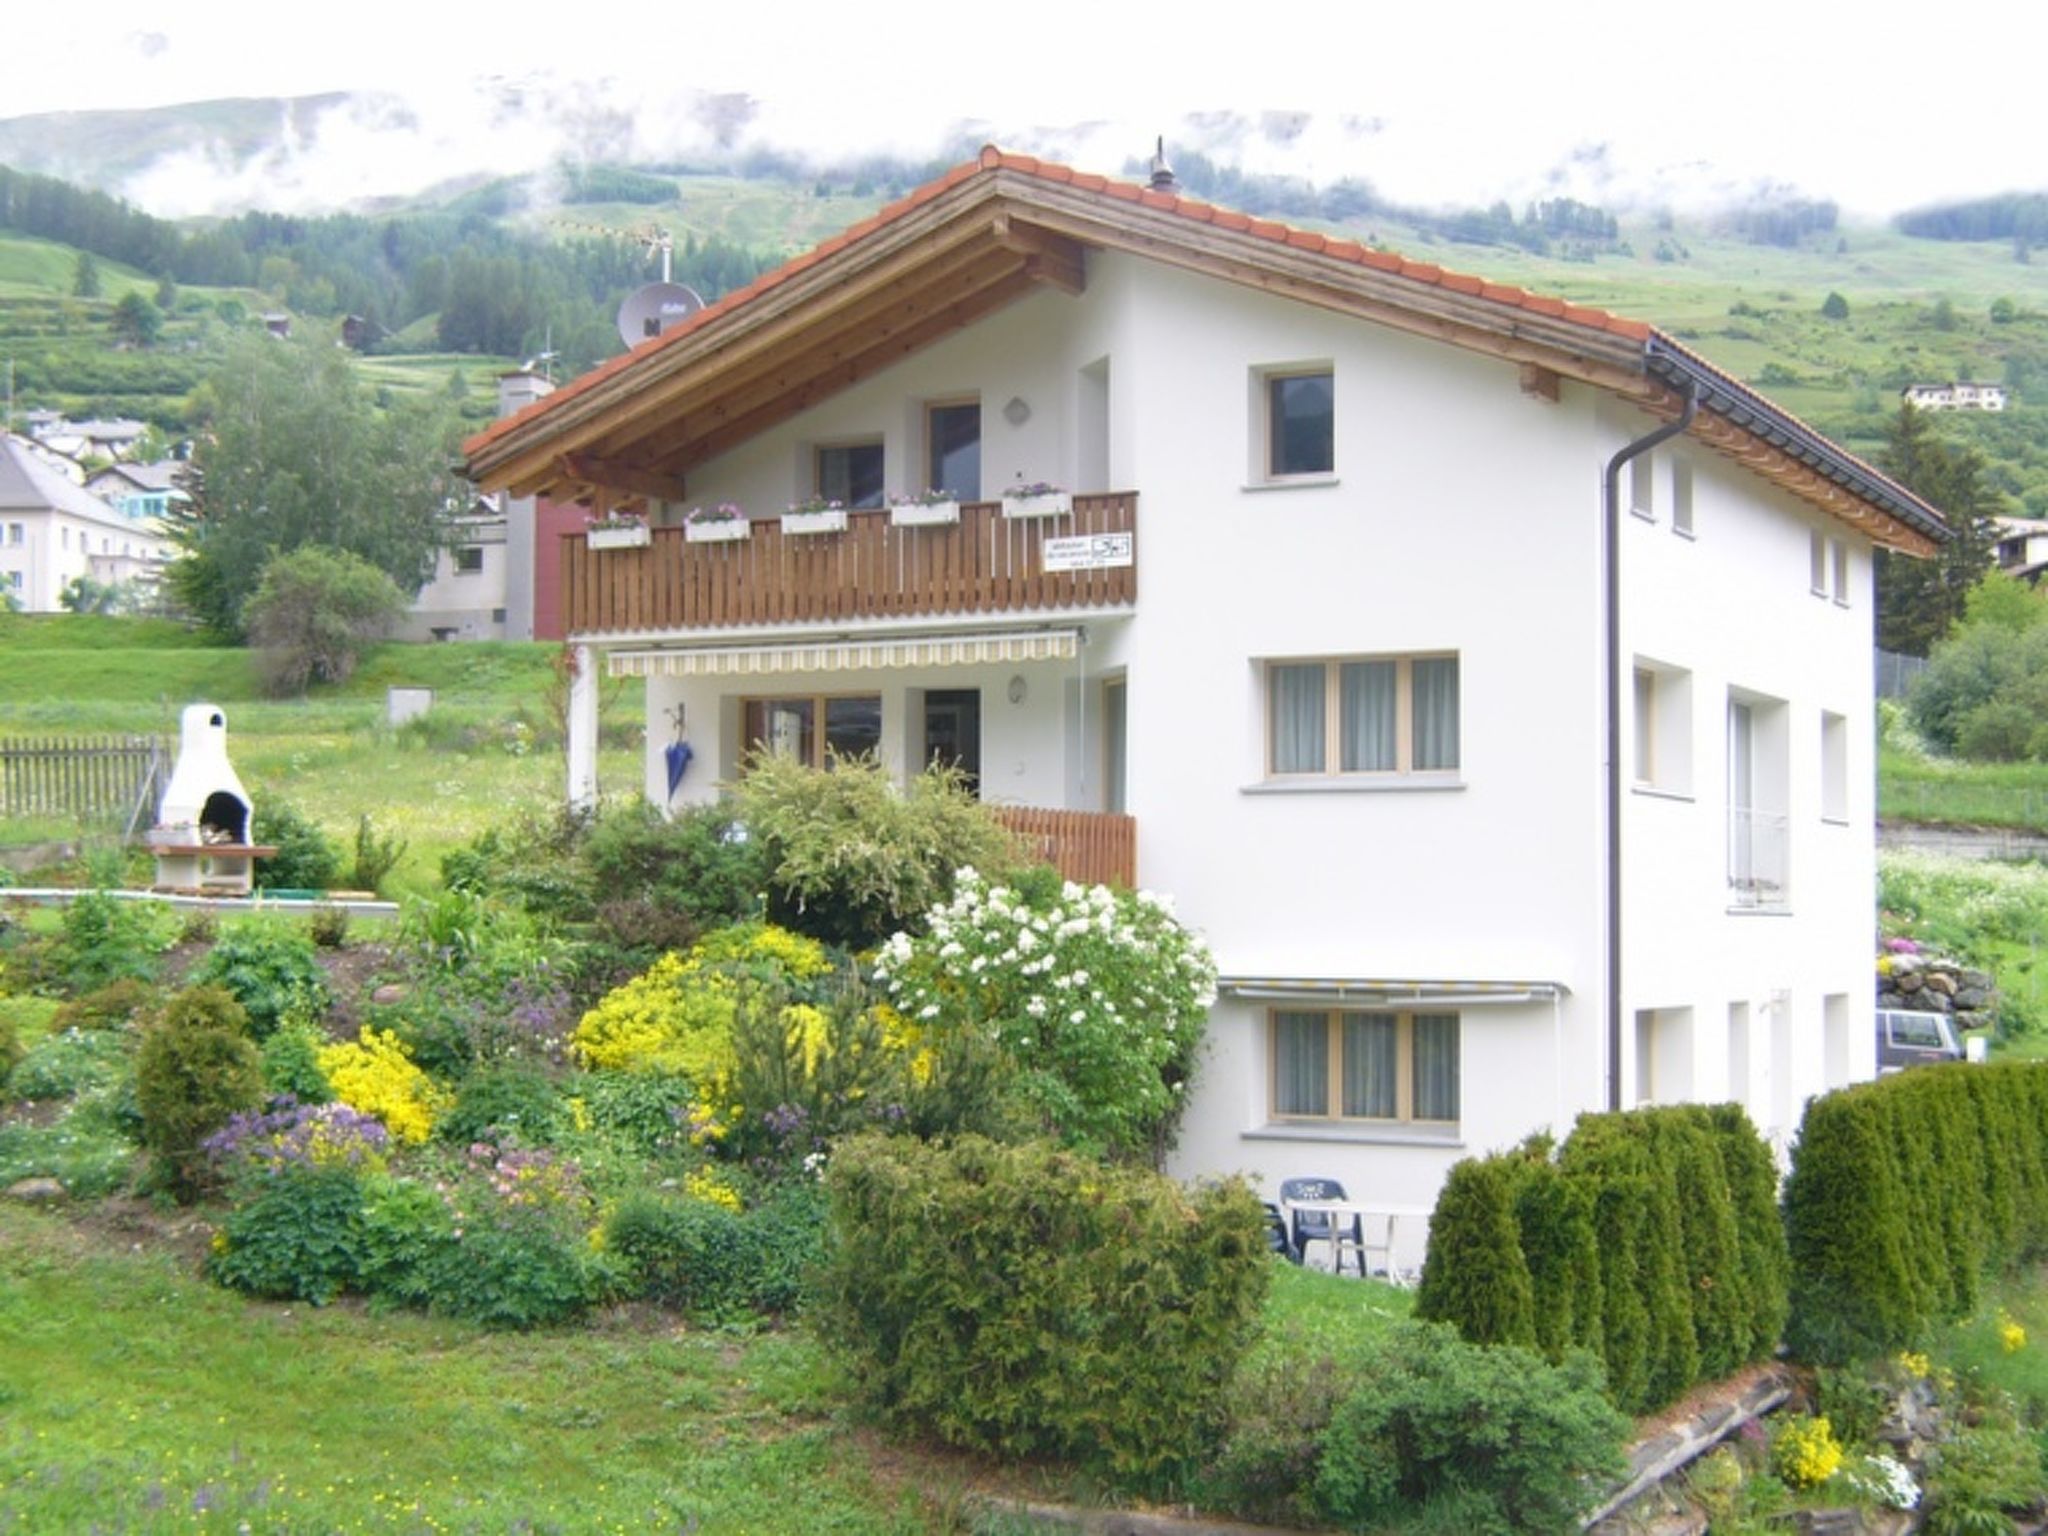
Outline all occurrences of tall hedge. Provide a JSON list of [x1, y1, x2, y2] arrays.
[[1416, 1105, 1786, 1415], [817, 1134, 1269, 1485], [1784, 1061, 2048, 1363]]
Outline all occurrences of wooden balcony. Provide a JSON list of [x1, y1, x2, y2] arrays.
[[561, 493, 1136, 637], [994, 806, 1136, 889]]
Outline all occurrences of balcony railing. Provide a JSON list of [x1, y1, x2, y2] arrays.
[[994, 806, 1136, 889], [1727, 808, 1790, 908], [562, 493, 1137, 637]]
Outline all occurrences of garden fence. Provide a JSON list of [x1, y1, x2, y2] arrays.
[[1875, 648, 1928, 700], [0, 734, 168, 835]]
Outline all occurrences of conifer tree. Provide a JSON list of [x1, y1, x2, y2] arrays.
[[1875, 404, 2001, 655]]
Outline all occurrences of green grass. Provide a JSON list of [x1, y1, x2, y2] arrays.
[[0, 1204, 949, 1534], [1928, 1265, 2048, 1421], [1881, 745, 2048, 831], [0, 621, 647, 895]]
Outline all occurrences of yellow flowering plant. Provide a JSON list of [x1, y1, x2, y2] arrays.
[[1771, 1413, 1844, 1489], [317, 1027, 451, 1145]]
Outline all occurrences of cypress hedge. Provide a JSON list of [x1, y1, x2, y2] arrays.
[[1416, 1104, 1786, 1415], [1783, 1061, 2048, 1363], [817, 1134, 1270, 1486]]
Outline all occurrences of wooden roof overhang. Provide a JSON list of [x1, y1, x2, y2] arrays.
[[461, 151, 1946, 556]]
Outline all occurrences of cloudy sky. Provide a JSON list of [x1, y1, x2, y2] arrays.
[[8, 0, 2041, 219]]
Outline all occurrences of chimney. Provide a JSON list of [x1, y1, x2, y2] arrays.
[[497, 368, 555, 420]]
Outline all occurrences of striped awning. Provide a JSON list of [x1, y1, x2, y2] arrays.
[[606, 627, 1080, 679], [1219, 977, 1568, 1007]]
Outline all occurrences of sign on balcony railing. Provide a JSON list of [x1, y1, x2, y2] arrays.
[[1042, 532, 1134, 572]]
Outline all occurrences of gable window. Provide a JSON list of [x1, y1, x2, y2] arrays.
[[1271, 1009, 1459, 1125], [742, 694, 882, 768], [926, 402, 980, 501], [453, 545, 485, 575], [1257, 367, 1334, 480], [1267, 654, 1458, 777], [815, 440, 884, 509]]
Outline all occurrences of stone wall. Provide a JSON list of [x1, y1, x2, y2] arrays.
[[1875, 949, 1998, 1032]]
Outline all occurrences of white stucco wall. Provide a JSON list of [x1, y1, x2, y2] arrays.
[[0, 508, 173, 611], [586, 242, 1883, 1244]]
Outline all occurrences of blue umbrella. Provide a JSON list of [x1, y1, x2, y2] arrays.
[[664, 739, 694, 798]]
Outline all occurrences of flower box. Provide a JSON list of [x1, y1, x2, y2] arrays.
[[586, 523, 651, 550], [684, 518, 750, 544], [891, 498, 960, 527], [782, 508, 848, 536], [1001, 490, 1071, 520]]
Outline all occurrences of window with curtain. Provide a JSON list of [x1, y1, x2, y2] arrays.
[[742, 694, 881, 768], [1270, 1009, 1460, 1124], [1265, 654, 1459, 777]]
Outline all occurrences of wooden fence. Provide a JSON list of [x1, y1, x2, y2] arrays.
[[994, 806, 1137, 889], [0, 734, 167, 827]]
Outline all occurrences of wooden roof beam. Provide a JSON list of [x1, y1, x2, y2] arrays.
[[991, 214, 1086, 296], [554, 453, 685, 504]]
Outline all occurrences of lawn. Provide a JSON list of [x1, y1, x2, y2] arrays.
[[0, 1204, 952, 1534], [0, 620, 647, 897], [1930, 1264, 2048, 1422]]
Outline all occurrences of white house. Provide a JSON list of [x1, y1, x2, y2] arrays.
[[402, 495, 511, 642], [0, 433, 178, 610], [461, 149, 1948, 1256], [1901, 381, 2008, 412], [1992, 517, 2048, 584]]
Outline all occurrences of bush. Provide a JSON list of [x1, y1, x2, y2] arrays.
[[1310, 1323, 1629, 1534], [0, 1008, 21, 1084], [873, 870, 1216, 1160], [210, 1165, 367, 1304], [243, 545, 408, 697], [1416, 1105, 1786, 1414], [437, 1064, 565, 1148], [46, 890, 174, 993], [570, 1070, 693, 1157], [189, 917, 331, 1039], [347, 814, 407, 895], [356, 1173, 454, 1306], [6, 1027, 126, 1102], [605, 1182, 825, 1320], [49, 978, 155, 1032], [1923, 1416, 2046, 1534], [252, 801, 344, 892], [579, 800, 768, 932], [307, 904, 350, 949], [1784, 1062, 2048, 1363], [733, 753, 1021, 949], [203, 1098, 390, 1184], [819, 1135, 1269, 1485], [135, 986, 265, 1199], [260, 1019, 333, 1103]]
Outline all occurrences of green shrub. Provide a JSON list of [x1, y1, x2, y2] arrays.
[[605, 1183, 825, 1320], [1923, 1417, 2045, 1535], [1419, 1105, 1786, 1414], [0, 1008, 21, 1084], [0, 1102, 135, 1198], [243, 545, 408, 697], [189, 918, 331, 1039], [356, 1173, 455, 1306], [579, 800, 768, 932], [252, 800, 343, 891], [441, 807, 593, 920], [347, 814, 407, 896], [1785, 1063, 2048, 1363], [819, 1135, 1269, 1485], [260, 1019, 333, 1103], [135, 986, 264, 1199], [419, 1204, 609, 1328], [307, 904, 351, 949], [438, 1065, 565, 1148], [49, 977, 155, 1032], [210, 1165, 367, 1304], [1413, 1156, 1535, 1347], [733, 753, 1021, 950], [46, 890, 174, 993], [7, 1027, 126, 1102], [570, 1070, 692, 1157], [1310, 1322, 1630, 1534]]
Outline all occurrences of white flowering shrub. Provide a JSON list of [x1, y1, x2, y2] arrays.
[[874, 869, 1216, 1158]]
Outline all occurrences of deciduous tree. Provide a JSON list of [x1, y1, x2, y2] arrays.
[[168, 334, 460, 638]]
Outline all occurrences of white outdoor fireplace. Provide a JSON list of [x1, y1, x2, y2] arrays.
[[149, 703, 274, 895]]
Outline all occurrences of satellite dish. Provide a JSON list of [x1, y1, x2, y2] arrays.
[[617, 281, 705, 349]]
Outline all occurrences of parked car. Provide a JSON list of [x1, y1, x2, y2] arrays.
[[1876, 1009, 1965, 1073]]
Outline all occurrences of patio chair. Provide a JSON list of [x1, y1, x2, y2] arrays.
[[1261, 1201, 1298, 1263], [1279, 1176, 1366, 1275]]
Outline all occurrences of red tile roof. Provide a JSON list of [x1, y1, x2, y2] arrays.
[[464, 144, 1653, 459]]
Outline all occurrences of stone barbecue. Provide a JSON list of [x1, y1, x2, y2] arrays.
[[148, 704, 274, 895]]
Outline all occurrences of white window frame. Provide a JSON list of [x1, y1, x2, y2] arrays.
[[453, 545, 485, 576], [1632, 657, 1693, 797], [1628, 454, 1655, 521], [1263, 653, 1460, 780], [923, 399, 980, 502], [1269, 1008, 1460, 1126], [813, 437, 885, 509], [1250, 363, 1335, 485], [1670, 458, 1695, 538], [1820, 709, 1849, 824]]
